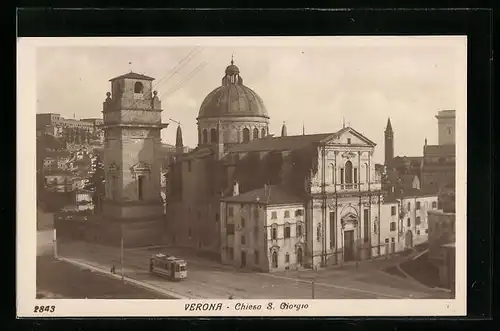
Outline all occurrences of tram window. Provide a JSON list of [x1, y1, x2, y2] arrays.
[[176, 265, 180, 272], [180, 265, 186, 271]]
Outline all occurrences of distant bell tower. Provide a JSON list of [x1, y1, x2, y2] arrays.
[[101, 72, 168, 221], [436, 109, 456, 145], [384, 117, 394, 166]]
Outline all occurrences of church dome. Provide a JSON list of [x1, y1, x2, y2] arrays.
[[197, 59, 269, 119]]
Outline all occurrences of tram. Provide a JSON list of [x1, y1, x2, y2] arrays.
[[149, 253, 187, 281]]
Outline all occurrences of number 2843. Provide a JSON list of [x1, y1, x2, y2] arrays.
[[34, 305, 55, 313]]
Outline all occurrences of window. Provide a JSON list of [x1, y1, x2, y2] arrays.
[[241, 236, 246, 245], [417, 230, 421, 235], [385, 238, 389, 244], [285, 253, 290, 263], [353, 168, 358, 183], [447, 127, 452, 135], [241, 218, 245, 228], [416, 217, 421, 225], [137, 176, 145, 200], [210, 128, 217, 143], [215, 213, 219, 223], [391, 237, 395, 243], [228, 207, 234, 217], [390, 222, 396, 231], [425, 229, 428, 234], [363, 209, 369, 242], [202, 129, 208, 143], [297, 223, 303, 236], [271, 211, 277, 219], [226, 224, 235, 235], [407, 202, 411, 211], [407, 218, 411, 227], [345, 161, 353, 183], [261, 128, 266, 138], [284, 224, 291, 238], [134, 82, 144, 93], [340, 168, 344, 184], [347, 138, 351, 144], [187, 160, 192, 172], [316, 224, 321, 242], [284, 210, 290, 218], [330, 211, 336, 247], [295, 209, 303, 217], [253, 128, 259, 139], [254, 250, 259, 264], [416, 202, 421, 210], [391, 206, 396, 216], [271, 226, 277, 240], [242, 128, 250, 143], [432, 201, 437, 209], [228, 247, 234, 260]]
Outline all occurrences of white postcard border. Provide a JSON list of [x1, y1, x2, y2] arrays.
[[17, 36, 467, 317]]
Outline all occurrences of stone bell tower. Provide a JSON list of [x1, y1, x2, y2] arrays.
[[101, 72, 168, 225]]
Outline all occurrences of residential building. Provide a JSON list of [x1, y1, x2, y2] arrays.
[[220, 184, 306, 272]]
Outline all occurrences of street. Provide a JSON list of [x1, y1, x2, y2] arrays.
[[55, 240, 450, 299]]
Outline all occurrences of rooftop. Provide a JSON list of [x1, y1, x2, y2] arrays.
[[424, 145, 455, 155], [109, 72, 155, 82], [221, 185, 303, 205], [227, 133, 333, 153], [384, 187, 437, 201]]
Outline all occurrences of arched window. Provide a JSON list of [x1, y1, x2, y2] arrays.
[[272, 251, 278, 268], [202, 129, 208, 143], [210, 128, 217, 143], [242, 128, 250, 143], [345, 161, 353, 183], [253, 128, 259, 139], [261, 128, 266, 138], [134, 82, 144, 94]]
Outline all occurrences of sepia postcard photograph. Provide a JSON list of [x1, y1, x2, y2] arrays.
[[17, 36, 466, 317]]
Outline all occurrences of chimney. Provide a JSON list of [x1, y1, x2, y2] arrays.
[[233, 181, 239, 196]]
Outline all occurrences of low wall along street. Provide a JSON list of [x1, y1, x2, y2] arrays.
[[55, 215, 166, 248]]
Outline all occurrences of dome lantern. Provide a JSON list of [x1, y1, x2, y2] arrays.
[[222, 55, 243, 85]]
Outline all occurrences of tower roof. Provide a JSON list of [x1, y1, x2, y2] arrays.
[[175, 125, 183, 147], [385, 118, 393, 132], [281, 122, 287, 137], [109, 72, 155, 82]]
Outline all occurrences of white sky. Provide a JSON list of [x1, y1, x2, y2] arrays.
[[35, 37, 467, 164]]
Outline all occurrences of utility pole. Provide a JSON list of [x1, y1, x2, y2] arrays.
[[120, 224, 124, 281], [311, 279, 316, 299], [53, 228, 58, 259]]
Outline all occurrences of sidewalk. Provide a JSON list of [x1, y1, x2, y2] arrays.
[[57, 257, 187, 299]]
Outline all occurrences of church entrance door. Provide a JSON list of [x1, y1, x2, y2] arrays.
[[344, 230, 355, 262]]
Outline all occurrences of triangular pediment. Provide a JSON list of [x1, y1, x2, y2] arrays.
[[321, 127, 376, 147]]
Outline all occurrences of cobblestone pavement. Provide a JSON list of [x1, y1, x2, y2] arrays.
[[56, 241, 450, 299]]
